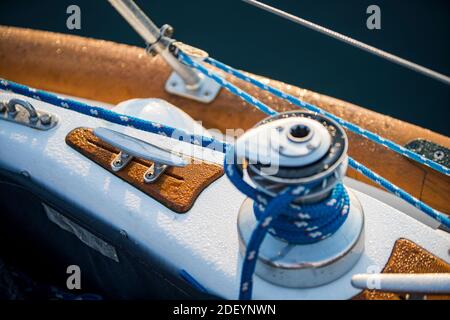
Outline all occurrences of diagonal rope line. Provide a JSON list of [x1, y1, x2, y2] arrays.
[[1, 75, 449, 303], [204, 56, 450, 176], [177, 51, 450, 228], [0, 78, 229, 153], [0, 70, 448, 228]]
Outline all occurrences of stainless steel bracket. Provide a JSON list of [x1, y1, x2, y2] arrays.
[[165, 70, 221, 103], [165, 42, 222, 103], [111, 151, 133, 172], [93, 127, 187, 183], [108, 0, 221, 103], [0, 98, 58, 130], [143, 163, 168, 183]]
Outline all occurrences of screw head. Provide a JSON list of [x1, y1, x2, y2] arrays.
[[161, 24, 174, 38], [20, 170, 30, 178], [40, 114, 52, 125], [434, 150, 445, 161]]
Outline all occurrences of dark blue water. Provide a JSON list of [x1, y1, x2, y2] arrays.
[[1, 0, 449, 135]]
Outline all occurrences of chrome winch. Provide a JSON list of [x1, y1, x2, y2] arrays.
[[235, 111, 365, 288]]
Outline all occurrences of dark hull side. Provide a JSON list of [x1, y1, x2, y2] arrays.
[[0, 169, 215, 299]]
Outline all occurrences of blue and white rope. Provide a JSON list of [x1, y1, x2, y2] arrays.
[[0, 78, 229, 154], [176, 51, 450, 228], [224, 154, 350, 299], [347, 157, 450, 226], [203, 56, 450, 176], [1, 60, 450, 301]]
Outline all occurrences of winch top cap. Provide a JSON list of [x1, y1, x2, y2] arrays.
[[235, 116, 332, 168]]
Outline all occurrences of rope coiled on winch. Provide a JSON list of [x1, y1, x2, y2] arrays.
[[175, 51, 450, 299], [176, 51, 450, 228], [255, 184, 350, 245], [1, 52, 450, 300], [224, 153, 350, 299], [181, 52, 450, 176]]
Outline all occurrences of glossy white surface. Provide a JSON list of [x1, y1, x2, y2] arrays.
[[0, 91, 449, 300], [114, 98, 212, 137]]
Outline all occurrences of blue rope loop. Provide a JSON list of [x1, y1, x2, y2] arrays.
[[175, 52, 450, 229], [2, 52, 450, 301], [179, 51, 450, 175], [257, 184, 350, 245], [203, 56, 450, 176], [224, 147, 350, 299]]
